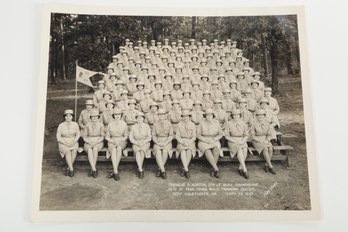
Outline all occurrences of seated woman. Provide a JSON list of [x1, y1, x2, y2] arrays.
[[152, 109, 174, 179], [176, 110, 196, 179], [250, 109, 276, 175], [224, 109, 250, 179], [105, 109, 128, 181], [197, 108, 223, 178], [83, 109, 105, 178], [129, 112, 152, 179], [56, 109, 80, 177]]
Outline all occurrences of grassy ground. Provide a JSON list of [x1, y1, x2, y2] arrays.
[[40, 76, 310, 210]]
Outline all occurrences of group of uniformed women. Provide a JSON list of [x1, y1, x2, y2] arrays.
[[56, 38, 280, 180]]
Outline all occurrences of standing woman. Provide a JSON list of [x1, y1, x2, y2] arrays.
[[250, 109, 276, 175], [83, 109, 105, 178], [105, 109, 128, 181], [56, 109, 80, 177], [224, 109, 250, 179], [176, 110, 196, 179], [129, 112, 152, 179], [152, 109, 174, 179], [197, 109, 223, 178]]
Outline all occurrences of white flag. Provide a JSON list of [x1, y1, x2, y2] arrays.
[[76, 65, 98, 88]]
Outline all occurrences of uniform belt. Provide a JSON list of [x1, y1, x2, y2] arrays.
[[111, 136, 123, 138]]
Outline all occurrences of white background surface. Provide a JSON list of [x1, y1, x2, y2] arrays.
[[0, 0, 347, 230]]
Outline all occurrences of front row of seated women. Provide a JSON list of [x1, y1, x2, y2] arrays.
[[56, 107, 276, 180]]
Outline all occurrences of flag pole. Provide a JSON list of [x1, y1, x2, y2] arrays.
[[75, 60, 78, 121]]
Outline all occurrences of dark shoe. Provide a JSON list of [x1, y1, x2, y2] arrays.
[[138, 171, 144, 179], [264, 166, 269, 173], [185, 170, 190, 179], [65, 167, 70, 176], [269, 167, 276, 175], [156, 169, 161, 177], [210, 169, 215, 177], [92, 171, 98, 178], [238, 169, 243, 177], [108, 172, 115, 179], [161, 171, 167, 179], [180, 170, 185, 177], [69, 170, 74, 177], [214, 170, 221, 179], [243, 171, 249, 179], [88, 170, 93, 177], [113, 173, 120, 181]]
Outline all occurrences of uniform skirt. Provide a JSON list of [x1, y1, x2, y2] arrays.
[[197, 139, 224, 158], [176, 138, 196, 158], [227, 141, 248, 158], [153, 137, 174, 158], [132, 140, 151, 158], [106, 137, 127, 159], [58, 137, 78, 158], [251, 140, 272, 154], [83, 137, 104, 152]]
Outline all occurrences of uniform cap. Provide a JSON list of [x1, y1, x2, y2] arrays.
[[135, 112, 145, 118], [128, 99, 137, 105], [136, 82, 145, 86], [97, 80, 105, 85], [231, 109, 241, 115], [90, 110, 100, 118], [203, 90, 211, 95], [193, 100, 202, 105], [181, 110, 192, 116], [259, 97, 269, 104], [253, 72, 261, 76], [144, 89, 152, 94], [238, 98, 248, 103], [214, 99, 223, 104], [158, 108, 167, 114], [121, 90, 128, 95], [64, 109, 74, 116], [103, 92, 112, 98], [244, 89, 252, 94], [204, 108, 215, 116], [163, 91, 171, 96], [105, 100, 116, 107], [172, 100, 180, 105], [150, 101, 159, 108], [255, 109, 267, 115], [85, 100, 94, 105], [264, 87, 272, 92]]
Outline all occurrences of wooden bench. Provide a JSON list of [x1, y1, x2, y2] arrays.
[[75, 144, 293, 167]]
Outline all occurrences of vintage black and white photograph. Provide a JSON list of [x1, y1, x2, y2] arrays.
[[31, 5, 319, 221]]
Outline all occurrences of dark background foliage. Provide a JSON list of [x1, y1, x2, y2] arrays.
[[49, 14, 300, 94]]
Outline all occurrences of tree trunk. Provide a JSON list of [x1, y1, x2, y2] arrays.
[[191, 16, 197, 38], [50, 39, 56, 85], [261, 33, 269, 77], [286, 41, 294, 75], [270, 44, 279, 95], [60, 17, 67, 80]]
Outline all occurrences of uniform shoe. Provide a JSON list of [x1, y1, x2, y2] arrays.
[[214, 170, 221, 179], [156, 169, 161, 177], [114, 173, 120, 181], [69, 170, 74, 177], [161, 171, 167, 179], [138, 171, 144, 179], [264, 166, 269, 173], [185, 170, 190, 179], [88, 170, 93, 177], [268, 167, 276, 175], [108, 172, 115, 179], [243, 171, 249, 179]]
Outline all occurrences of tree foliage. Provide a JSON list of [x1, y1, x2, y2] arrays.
[[49, 13, 300, 93]]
